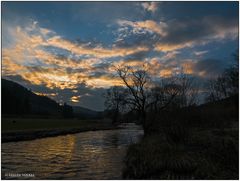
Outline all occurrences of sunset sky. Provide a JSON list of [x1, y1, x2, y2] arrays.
[[2, 2, 239, 110]]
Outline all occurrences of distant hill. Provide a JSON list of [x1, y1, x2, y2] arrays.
[[72, 106, 102, 119], [2, 79, 61, 116], [1, 79, 102, 119]]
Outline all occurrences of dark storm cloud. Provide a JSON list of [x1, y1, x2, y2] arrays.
[[161, 16, 238, 46], [117, 15, 238, 53], [116, 2, 238, 53], [192, 58, 229, 78]]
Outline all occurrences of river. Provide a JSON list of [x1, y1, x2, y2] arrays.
[[1, 123, 143, 180]]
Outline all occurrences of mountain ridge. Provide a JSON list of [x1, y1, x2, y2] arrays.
[[1, 78, 100, 118]]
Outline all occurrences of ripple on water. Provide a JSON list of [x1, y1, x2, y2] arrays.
[[2, 123, 143, 179]]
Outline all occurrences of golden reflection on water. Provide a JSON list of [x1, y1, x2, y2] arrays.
[[2, 124, 143, 179], [30, 135, 76, 175], [2, 134, 76, 178], [30, 134, 76, 162]]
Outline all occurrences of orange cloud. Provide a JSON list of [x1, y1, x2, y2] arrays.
[[154, 42, 193, 52], [71, 95, 81, 103], [159, 69, 173, 77], [86, 75, 124, 88], [4, 23, 147, 89], [2, 20, 212, 92], [181, 61, 195, 75], [34, 92, 57, 97]]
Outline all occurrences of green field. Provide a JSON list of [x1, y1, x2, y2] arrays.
[[2, 117, 112, 132]]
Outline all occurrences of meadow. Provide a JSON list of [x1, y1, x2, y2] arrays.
[[2, 117, 111, 132], [2, 117, 116, 142]]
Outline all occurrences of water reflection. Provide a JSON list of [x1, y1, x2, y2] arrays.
[[2, 123, 143, 179], [2, 135, 76, 179]]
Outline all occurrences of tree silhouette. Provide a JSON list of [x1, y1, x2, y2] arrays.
[[207, 52, 239, 101], [116, 66, 151, 132], [104, 86, 127, 124]]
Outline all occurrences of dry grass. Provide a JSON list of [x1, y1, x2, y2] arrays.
[[123, 127, 238, 179]]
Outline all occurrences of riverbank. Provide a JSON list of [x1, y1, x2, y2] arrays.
[[2, 118, 118, 143], [2, 125, 119, 143], [123, 127, 238, 179], [122, 96, 239, 179]]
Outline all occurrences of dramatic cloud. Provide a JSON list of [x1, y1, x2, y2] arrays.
[[2, 21, 149, 91], [146, 57, 195, 78], [117, 16, 238, 53], [155, 16, 238, 52], [2, 2, 238, 110]]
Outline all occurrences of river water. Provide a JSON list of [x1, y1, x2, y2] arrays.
[[1, 123, 143, 180]]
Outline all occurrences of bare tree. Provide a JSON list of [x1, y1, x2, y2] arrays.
[[176, 73, 199, 107], [149, 77, 181, 112], [149, 73, 198, 111], [104, 86, 127, 124], [207, 51, 239, 102], [113, 66, 200, 132], [207, 76, 228, 101], [223, 52, 239, 96], [207, 73, 237, 102], [116, 66, 151, 131]]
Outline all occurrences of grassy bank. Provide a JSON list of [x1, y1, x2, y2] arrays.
[[123, 127, 238, 179], [2, 118, 117, 142], [123, 97, 239, 179]]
